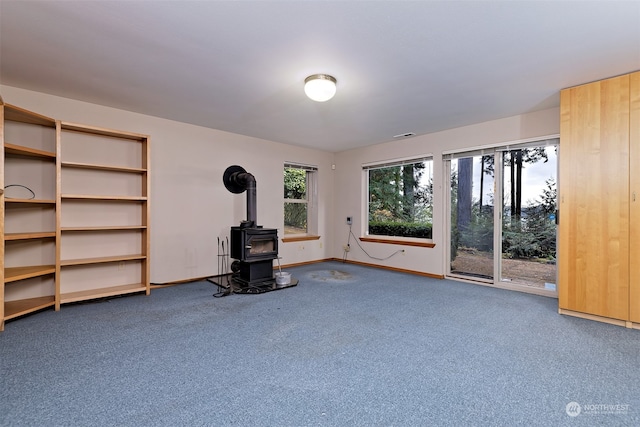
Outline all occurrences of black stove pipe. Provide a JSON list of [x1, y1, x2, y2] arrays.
[[223, 165, 257, 227], [243, 173, 257, 227]]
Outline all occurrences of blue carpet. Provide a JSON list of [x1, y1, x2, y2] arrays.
[[1, 261, 639, 426]]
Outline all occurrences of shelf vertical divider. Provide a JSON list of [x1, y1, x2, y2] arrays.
[[142, 136, 150, 295], [55, 120, 62, 311], [0, 97, 5, 331]]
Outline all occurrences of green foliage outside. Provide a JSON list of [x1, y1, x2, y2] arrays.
[[502, 178, 556, 260], [368, 161, 433, 239], [284, 168, 306, 199], [369, 221, 432, 239], [450, 148, 557, 262], [284, 202, 307, 234], [284, 168, 307, 234]]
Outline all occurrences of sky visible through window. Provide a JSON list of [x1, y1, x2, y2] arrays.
[[469, 146, 557, 207]]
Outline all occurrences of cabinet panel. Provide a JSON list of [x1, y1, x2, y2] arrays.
[[559, 74, 630, 320], [630, 71, 640, 323]]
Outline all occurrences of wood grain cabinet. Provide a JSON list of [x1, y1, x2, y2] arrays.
[[559, 71, 640, 328], [1, 97, 150, 331], [630, 72, 640, 324]]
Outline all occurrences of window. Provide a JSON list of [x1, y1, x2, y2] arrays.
[[365, 157, 433, 239], [284, 163, 317, 236]]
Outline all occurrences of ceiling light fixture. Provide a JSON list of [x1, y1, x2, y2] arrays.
[[304, 74, 337, 102]]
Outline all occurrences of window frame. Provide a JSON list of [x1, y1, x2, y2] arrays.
[[363, 155, 434, 245], [283, 162, 318, 241]]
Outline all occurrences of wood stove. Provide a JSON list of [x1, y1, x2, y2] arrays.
[[222, 165, 296, 291], [230, 225, 278, 285]]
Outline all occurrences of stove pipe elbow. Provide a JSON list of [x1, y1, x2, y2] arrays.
[[243, 173, 257, 227], [223, 165, 258, 228]]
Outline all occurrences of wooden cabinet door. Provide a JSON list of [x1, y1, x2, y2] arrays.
[[630, 71, 640, 323], [559, 74, 630, 320]]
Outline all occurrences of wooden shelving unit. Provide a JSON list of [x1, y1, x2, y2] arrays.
[[1, 99, 151, 331], [58, 121, 150, 307], [1, 101, 58, 331]]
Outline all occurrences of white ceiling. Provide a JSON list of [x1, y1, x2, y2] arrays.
[[1, 1, 639, 152]]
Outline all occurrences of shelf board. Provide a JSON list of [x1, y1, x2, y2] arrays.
[[61, 283, 147, 304], [61, 226, 147, 232], [5, 265, 56, 283], [4, 296, 55, 321], [5, 143, 56, 159], [61, 194, 147, 202], [61, 161, 146, 174], [4, 231, 56, 241], [5, 104, 56, 127], [60, 121, 148, 141], [61, 254, 146, 267], [5, 199, 56, 207]]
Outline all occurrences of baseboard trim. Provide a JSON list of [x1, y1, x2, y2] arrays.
[[155, 258, 445, 287], [558, 308, 636, 329], [325, 258, 445, 279], [151, 275, 214, 288]]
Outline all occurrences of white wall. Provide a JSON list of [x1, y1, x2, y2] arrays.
[[332, 107, 560, 277], [1, 86, 335, 283], [2, 85, 561, 282]]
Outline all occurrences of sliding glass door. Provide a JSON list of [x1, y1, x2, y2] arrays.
[[446, 139, 558, 293], [500, 145, 558, 290], [449, 153, 495, 281]]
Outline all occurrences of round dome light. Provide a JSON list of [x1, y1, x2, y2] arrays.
[[304, 74, 337, 102]]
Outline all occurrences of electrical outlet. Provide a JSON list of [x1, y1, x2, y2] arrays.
[[347, 216, 352, 225]]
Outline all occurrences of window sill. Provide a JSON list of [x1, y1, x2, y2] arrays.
[[282, 235, 321, 243], [359, 236, 435, 248]]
